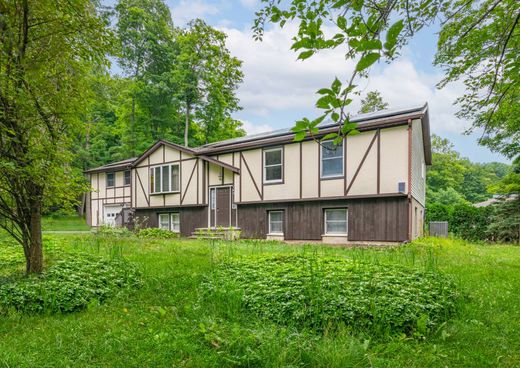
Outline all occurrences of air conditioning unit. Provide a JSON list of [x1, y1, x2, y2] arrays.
[[398, 182, 406, 193]]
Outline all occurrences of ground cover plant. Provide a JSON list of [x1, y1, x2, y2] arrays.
[[204, 255, 459, 336], [0, 255, 141, 314], [0, 234, 519, 367]]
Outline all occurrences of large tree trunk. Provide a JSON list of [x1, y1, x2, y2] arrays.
[[26, 198, 43, 274], [184, 103, 190, 147]]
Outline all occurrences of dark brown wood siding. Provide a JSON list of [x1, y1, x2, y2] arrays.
[[237, 196, 408, 242], [134, 206, 207, 237]]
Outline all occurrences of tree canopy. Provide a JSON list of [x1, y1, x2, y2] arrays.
[[358, 91, 389, 114]]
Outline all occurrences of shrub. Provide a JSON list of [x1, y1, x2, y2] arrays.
[[203, 255, 460, 336], [138, 228, 179, 239], [97, 225, 133, 237], [0, 255, 141, 314]]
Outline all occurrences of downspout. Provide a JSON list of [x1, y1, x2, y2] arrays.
[[407, 118, 413, 241]]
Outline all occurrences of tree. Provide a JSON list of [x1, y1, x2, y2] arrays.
[[114, 0, 176, 155], [0, 0, 112, 273], [174, 19, 244, 146], [253, 0, 519, 158], [358, 91, 389, 114]]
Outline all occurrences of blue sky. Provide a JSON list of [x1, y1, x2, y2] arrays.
[[117, 0, 510, 164]]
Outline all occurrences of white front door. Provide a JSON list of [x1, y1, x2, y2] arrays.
[[104, 205, 123, 226]]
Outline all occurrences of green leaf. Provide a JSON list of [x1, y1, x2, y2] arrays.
[[385, 20, 404, 50], [341, 122, 357, 134], [333, 136, 344, 145], [297, 50, 315, 60], [331, 112, 340, 122], [293, 131, 307, 141], [355, 52, 380, 71], [316, 95, 331, 109], [331, 77, 342, 94], [322, 133, 338, 141], [317, 88, 332, 95], [337, 16, 347, 31], [352, 0, 364, 11]]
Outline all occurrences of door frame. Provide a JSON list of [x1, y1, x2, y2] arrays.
[[208, 185, 233, 228]]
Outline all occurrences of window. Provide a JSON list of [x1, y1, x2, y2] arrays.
[[151, 164, 180, 193], [158, 213, 180, 232], [171, 165, 180, 192], [421, 162, 426, 179], [268, 211, 284, 235], [124, 170, 131, 186], [264, 148, 283, 183], [321, 140, 343, 178], [159, 213, 170, 230], [106, 172, 115, 187], [324, 208, 348, 235], [171, 213, 180, 232]]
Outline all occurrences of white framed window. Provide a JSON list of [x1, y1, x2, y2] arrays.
[[210, 188, 216, 210], [171, 213, 180, 232], [264, 147, 283, 183], [106, 172, 115, 187], [268, 210, 284, 235], [124, 170, 131, 186], [324, 208, 348, 235], [158, 212, 180, 232], [321, 140, 343, 178], [151, 164, 180, 193], [159, 213, 170, 230]]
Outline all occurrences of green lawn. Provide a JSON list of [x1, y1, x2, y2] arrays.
[[0, 235, 519, 367], [42, 215, 90, 231]]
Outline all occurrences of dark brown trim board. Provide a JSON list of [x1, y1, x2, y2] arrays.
[[135, 169, 150, 207], [377, 128, 381, 194]]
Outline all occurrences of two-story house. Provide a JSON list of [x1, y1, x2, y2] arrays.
[[85, 104, 431, 243]]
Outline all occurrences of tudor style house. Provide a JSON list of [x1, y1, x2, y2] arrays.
[[85, 104, 431, 243]]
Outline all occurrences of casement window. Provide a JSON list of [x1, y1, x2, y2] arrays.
[[268, 210, 284, 235], [158, 213, 180, 232], [150, 164, 180, 193], [324, 208, 348, 235], [321, 140, 344, 178], [264, 147, 283, 183], [124, 170, 131, 186], [106, 172, 115, 187]]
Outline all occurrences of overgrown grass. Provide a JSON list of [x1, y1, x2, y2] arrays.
[[42, 215, 90, 231], [0, 234, 519, 367]]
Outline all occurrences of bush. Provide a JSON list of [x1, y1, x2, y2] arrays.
[[97, 225, 133, 237], [203, 255, 460, 336], [138, 228, 179, 239], [0, 255, 141, 314]]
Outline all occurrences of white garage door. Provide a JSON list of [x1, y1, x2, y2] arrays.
[[104, 205, 123, 226]]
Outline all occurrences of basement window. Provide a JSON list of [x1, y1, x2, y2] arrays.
[[321, 140, 343, 178], [324, 208, 348, 235], [268, 210, 284, 235], [158, 213, 180, 232]]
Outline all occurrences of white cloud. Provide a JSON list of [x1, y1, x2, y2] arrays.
[[220, 22, 469, 136], [241, 120, 274, 135], [239, 0, 258, 8], [170, 0, 220, 26]]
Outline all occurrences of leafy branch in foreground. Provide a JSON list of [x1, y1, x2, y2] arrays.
[[254, 0, 519, 158], [254, 0, 446, 144]]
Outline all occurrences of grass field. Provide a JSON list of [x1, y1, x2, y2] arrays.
[[42, 215, 90, 231], [0, 234, 519, 367]]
